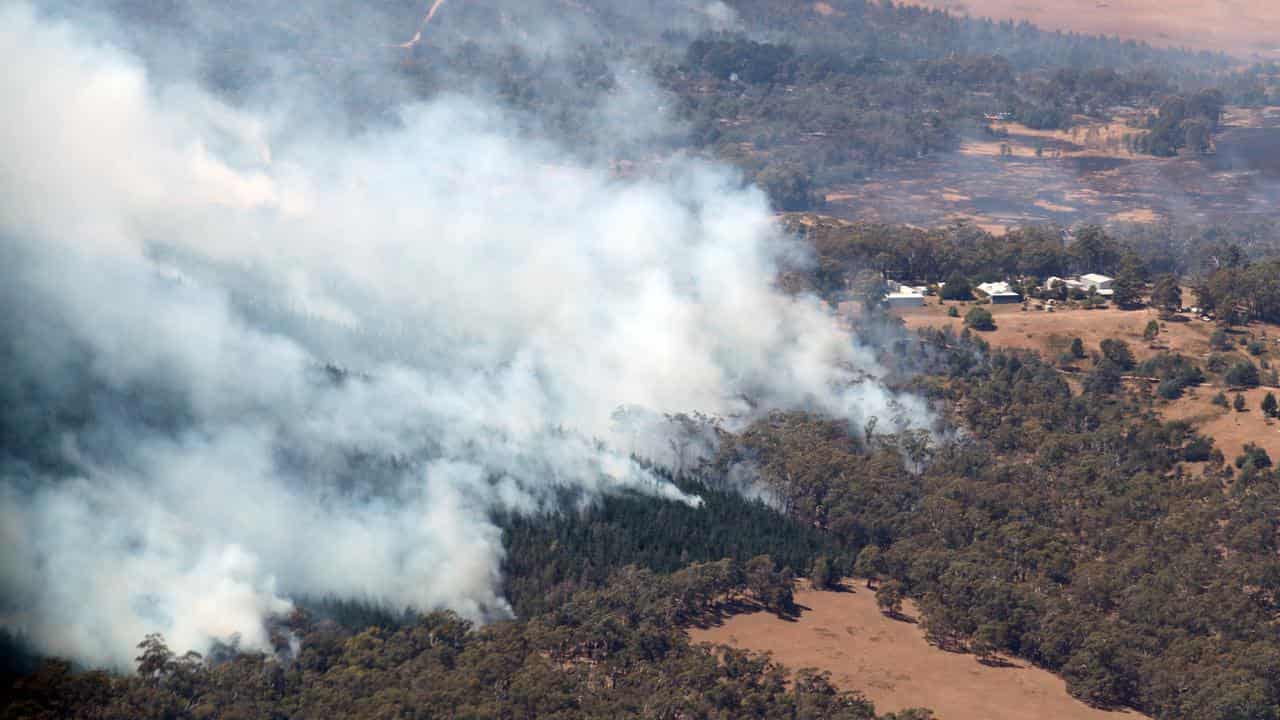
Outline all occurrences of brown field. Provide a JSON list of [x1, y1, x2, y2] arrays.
[[902, 0, 1280, 60], [894, 300, 1213, 363], [823, 106, 1280, 231], [894, 300, 1280, 461], [1163, 385, 1280, 462], [691, 581, 1149, 720]]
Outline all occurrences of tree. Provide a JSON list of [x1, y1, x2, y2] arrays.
[[1084, 360, 1123, 395], [809, 555, 835, 590], [1150, 275, 1182, 313], [875, 580, 905, 619], [1110, 259, 1145, 308], [1262, 392, 1278, 418], [1070, 337, 1086, 359], [1070, 225, 1120, 274], [1143, 320, 1160, 342], [849, 269, 887, 310], [1234, 393, 1247, 412], [964, 306, 995, 332], [1183, 435, 1214, 462], [1235, 443, 1272, 471], [745, 555, 794, 613], [971, 623, 1004, 665], [940, 273, 973, 301], [755, 163, 815, 211], [1225, 361, 1261, 389], [136, 634, 175, 680], [1183, 119, 1212, 153], [1100, 339, 1136, 371], [853, 546, 884, 588]]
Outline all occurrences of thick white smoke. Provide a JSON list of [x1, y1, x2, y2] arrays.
[[0, 3, 927, 669]]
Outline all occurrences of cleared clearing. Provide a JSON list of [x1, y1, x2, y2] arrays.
[[690, 581, 1150, 720]]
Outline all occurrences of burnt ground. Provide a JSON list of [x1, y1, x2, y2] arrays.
[[821, 107, 1280, 232]]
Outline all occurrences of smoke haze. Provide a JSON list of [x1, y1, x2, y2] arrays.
[[0, 2, 925, 669]]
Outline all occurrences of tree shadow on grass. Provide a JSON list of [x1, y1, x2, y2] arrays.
[[689, 598, 811, 629]]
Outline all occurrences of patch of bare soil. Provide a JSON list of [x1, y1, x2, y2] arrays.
[[901, 0, 1280, 60], [690, 581, 1149, 720]]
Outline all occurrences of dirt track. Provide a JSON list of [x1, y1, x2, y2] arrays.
[[903, 0, 1280, 60], [691, 581, 1149, 720]]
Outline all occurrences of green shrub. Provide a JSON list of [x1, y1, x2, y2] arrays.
[[1236, 443, 1272, 470], [1262, 392, 1278, 418], [1209, 329, 1232, 351], [1183, 436, 1214, 462], [1225, 361, 1261, 389], [1157, 379, 1184, 400], [1100, 339, 1136, 371], [1207, 353, 1241, 374], [964, 306, 995, 331]]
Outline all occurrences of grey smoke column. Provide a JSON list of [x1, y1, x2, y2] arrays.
[[0, 2, 927, 669]]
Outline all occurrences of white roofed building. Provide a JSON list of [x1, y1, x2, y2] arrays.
[[1080, 273, 1115, 296], [976, 281, 1022, 304], [1046, 274, 1114, 297], [884, 283, 925, 308]]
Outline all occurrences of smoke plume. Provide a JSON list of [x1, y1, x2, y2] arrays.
[[0, 2, 926, 669]]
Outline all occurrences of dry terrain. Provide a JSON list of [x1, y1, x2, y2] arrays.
[[691, 581, 1149, 720], [823, 106, 1280, 231], [893, 300, 1280, 461], [1162, 384, 1280, 462], [894, 300, 1208, 363], [901, 0, 1280, 60]]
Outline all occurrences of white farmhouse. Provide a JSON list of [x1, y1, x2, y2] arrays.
[[884, 283, 925, 308], [1079, 273, 1115, 297], [976, 281, 1022, 304]]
